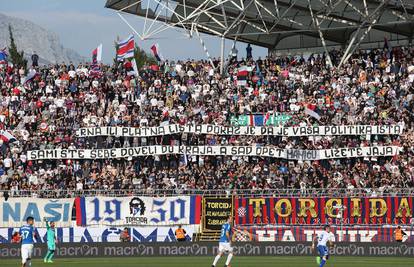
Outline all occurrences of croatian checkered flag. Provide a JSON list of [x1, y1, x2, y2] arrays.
[[233, 228, 253, 242]]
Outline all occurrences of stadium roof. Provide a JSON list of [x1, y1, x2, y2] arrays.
[[106, 0, 414, 52]]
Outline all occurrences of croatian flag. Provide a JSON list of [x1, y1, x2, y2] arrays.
[[150, 44, 162, 61], [237, 66, 249, 86], [117, 35, 135, 60], [23, 68, 37, 84], [305, 108, 321, 120], [0, 48, 7, 64], [92, 44, 102, 63], [0, 130, 17, 143], [248, 114, 265, 126], [237, 66, 249, 76]]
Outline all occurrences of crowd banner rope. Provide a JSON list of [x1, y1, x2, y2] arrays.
[[27, 145, 401, 160], [75, 124, 404, 137]]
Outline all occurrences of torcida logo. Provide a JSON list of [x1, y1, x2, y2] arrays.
[[129, 197, 146, 216]]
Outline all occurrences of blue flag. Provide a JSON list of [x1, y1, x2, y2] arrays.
[[0, 48, 7, 64]]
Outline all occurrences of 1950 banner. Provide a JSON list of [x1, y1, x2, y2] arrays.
[[75, 196, 201, 226], [0, 198, 75, 227], [234, 197, 414, 225]]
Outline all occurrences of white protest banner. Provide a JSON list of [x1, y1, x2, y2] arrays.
[[82, 196, 196, 226], [27, 145, 401, 161], [75, 124, 404, 137], [0, 198, 75, 227]]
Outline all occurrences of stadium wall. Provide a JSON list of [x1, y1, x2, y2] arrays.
[[0, 195, 413, 243]]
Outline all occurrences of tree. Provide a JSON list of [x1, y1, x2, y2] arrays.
[[8, 24, 27, 69], [134, 46, 157, 68]]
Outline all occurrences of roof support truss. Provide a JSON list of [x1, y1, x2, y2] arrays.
[[105, 0, 414, 56]]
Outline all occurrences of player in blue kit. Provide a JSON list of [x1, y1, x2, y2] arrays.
[[212, 215, 233, 267], [19, 216, 37, 267], [312, 225, 334, 267]]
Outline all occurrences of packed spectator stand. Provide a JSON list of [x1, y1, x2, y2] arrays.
[[1, 46, 414, 197]]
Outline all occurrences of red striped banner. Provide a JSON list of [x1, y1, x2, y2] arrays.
[[234, 197, 413, 225]]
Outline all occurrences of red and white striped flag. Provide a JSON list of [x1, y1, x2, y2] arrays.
[[0, 130, 17, 143], [237, 66, 249, 86], [117, 35, 135, 60]]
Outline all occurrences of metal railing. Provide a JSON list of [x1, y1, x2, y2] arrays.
[[1, 188, 413, 198]]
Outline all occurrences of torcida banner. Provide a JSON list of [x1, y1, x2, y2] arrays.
[[234, 196, 414, 226]]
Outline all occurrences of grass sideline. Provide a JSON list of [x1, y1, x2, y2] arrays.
[[2, 256, 414, 267]]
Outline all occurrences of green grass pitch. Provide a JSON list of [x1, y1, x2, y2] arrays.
[[2, 256, 414, 267]]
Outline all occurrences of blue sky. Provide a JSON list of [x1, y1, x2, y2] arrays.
[[2, 0, 267, 63]]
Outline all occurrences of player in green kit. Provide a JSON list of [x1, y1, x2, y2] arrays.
[[43, 219, 57, 263]]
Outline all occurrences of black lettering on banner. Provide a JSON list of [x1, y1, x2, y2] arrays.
[[68, 150, 78, 158], [29, 150, 38, 160], [78, 150, 85, 159], [26, 146, 400, 160], [206, 146, 213, 155], [305, 150, 318, 160], [369, 147, 376, 156], [178, 146, 184, 154], [292, 127, 300, 136], [171, 124, 180, 134], [45, 150, 56, 159], [194, 125, 202, 134], [38, 150, 46, 159], [234, 127, 241, 135], [286, 149, 294, 159], [394, 125, 401, 135], [178, 125, 185, 133], [108, 127, 117, 136], [78, 128, 85, 137], [246, 127, 255, 135], [299, 127, 308, 135], [75, 124, 403, 137], [204, 125, 212, 134]]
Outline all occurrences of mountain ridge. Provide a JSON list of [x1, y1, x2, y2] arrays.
[[0, 12, 85, 64]]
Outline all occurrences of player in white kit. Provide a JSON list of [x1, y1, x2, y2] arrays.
[[312, 225, 334, 267]]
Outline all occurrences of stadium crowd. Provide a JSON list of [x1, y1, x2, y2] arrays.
[[0, 45, 414, 196]]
